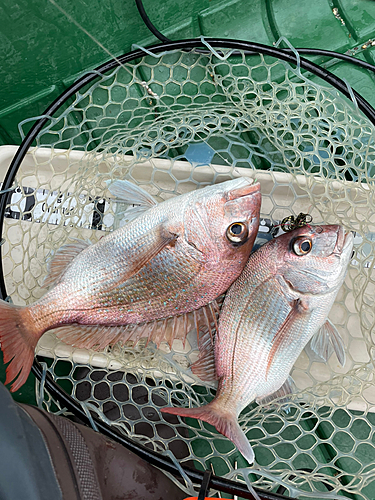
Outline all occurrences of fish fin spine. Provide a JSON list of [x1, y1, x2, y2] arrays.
[[161, 403, 254, 464], [55, 323, 127, 350], [54, 312, 194, 353], [325, 319, 345, 366], [0, 301, 40, 392], [56, 302, 219, 355]]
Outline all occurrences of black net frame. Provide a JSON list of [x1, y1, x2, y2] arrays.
[[1, 38, 375, 499]]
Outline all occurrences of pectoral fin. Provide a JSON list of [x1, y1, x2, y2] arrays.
[[266, 298, 308, 377], [309, 319, 345, 366], [107, 224, 178, 291], [107, 179, 157, 221]]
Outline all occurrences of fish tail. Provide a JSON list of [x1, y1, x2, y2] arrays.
[[0, 300, 40, 392], [161, 403, 255, 464]]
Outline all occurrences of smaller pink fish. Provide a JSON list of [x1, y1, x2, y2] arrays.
[[162, 225, 353, 464]]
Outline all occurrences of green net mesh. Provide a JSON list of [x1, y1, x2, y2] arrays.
[[3, 44, 375, 498]]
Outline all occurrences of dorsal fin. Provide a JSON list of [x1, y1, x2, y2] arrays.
[[43, 239, 91, 288], [107, 179, 157, 221], [53, 301, 220, 355]]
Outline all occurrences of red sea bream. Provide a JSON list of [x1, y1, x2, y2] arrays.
[[0, 177, 261, 391], [162, 224, 353, 464]]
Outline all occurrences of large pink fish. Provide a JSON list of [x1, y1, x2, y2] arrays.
[[0, 177, 261, 391], [162, 225, 353, 464]]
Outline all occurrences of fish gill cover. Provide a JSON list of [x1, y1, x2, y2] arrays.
[[3, 44, 375, 499]]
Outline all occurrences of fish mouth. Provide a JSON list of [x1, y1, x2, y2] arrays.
[[224, 178, 261, 219], [343, 231, 354, 256], [335, 227, 354, 256], [226, 177, 261, 200]]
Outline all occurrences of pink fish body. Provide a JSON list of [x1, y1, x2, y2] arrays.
[[0, 177, 261, 391], [162, 225, 353, 464]]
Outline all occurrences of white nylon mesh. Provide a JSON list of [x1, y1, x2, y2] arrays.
[[3, 46, 375, 499]]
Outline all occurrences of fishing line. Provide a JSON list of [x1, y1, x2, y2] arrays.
[[47, 0, 138, 85], [47, 0, 232, 168]]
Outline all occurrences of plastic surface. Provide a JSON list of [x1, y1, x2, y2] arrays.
[[2, 0, 375, 145]]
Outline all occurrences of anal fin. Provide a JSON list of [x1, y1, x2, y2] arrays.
[[256, 376, 295, 406], [136, 300, 219, 351], [54, 323, 130, 350]]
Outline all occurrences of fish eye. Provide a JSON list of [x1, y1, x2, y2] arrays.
[[226, 222, 248, 245], [293, 237, 312, 256]]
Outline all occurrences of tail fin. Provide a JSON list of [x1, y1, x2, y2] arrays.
[[0, 300, 39, 392], [161, 404, 254, 464]]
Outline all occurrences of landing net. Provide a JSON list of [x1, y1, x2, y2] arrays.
[[3, 44, 375, 499]]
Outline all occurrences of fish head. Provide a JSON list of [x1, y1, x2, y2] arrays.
[[276, 224, 354, 295], [181, 177, 261, 267]]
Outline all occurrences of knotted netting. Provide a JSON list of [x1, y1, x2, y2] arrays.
[[3, 42, 375, 498]]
